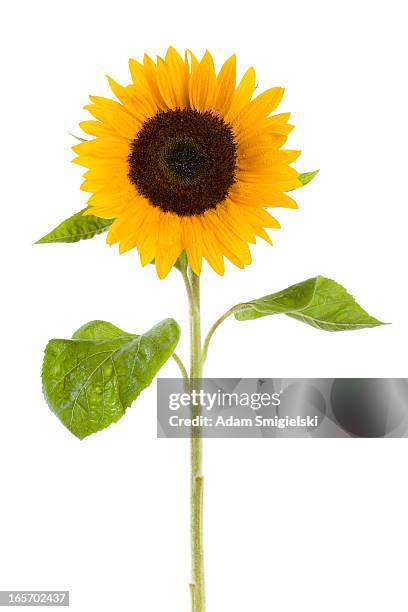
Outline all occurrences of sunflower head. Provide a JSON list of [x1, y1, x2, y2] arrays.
[[74, 48, 302, 278]]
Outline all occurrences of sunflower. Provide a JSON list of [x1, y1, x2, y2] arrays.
[[73, 48, 302, 278]]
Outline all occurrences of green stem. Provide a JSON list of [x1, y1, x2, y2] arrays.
[[187, 268, 205, 612], [181, 264, 195, 305], [202, 305, 240, 363], [172, 352, 188, 381]]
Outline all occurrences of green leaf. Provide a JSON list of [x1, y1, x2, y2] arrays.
[[174, 250, 188, 273], [72, 320, 133, 341], [149, 250, 188, 274], [234, 276, 385, 331], [68, 131, 87, 143], [35, 209, 114, 244], [42, 318, 180, 439], [36, 207, 186, 274], [298, 170, 319, 186]]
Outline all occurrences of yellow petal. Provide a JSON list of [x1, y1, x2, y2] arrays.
[[81, 169, 129, 190], [238, 149, 301, 172], [156, 47, 189, 109], [155, 212, 183, 278], [203, 208, 252, 264], [86, 97, 140, 139], [225, 67, 256, 122], [239, 165, 300, 184], [233, 87, 285, 138], [128, 58, 151, 96], [239, 205, 281, 229], [142, 54, 168, 110], [214, 55, 236, 117], [106, 206, 142, 246], [264, 122, 294, 136], [72, 137, 129, 158], [107, 76, 156, 121], [266, 192, 299, 208], [198, 219, 225, 274], [218, 201, 257, 244], [72, 155, 126, 171], [189, 50, 217, 112], [115, 198, 153, 252], [79, 120, 116, 138], [182, 216, 203, 275], [137, 205, 161, 265], [268, 112, 291, 124], [239, 130, 290, 150]]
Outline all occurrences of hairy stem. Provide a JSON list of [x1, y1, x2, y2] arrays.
[[188, 268, 205, 612], [172, 352, 189, 381], [202, 305, 241, 363]]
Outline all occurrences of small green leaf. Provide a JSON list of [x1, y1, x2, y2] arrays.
[[174, 250, 188, 273], [298, 170, 319, 186], [42, 318, 180, 438], [68, 132, 87, 143], [150, 250, 188, 274], [35, 209, 114, 244], [234, 276, 385, 331]]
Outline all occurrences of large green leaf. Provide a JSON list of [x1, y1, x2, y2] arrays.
[[72, 320, 133, 341], [36, 209, 114, 244], [234, 276, 385, 331], [42, 318, 180, 438]]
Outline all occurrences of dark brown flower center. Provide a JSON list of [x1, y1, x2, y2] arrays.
[[128, 109, 237, 216]]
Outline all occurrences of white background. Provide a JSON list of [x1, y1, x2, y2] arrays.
[[1, 1, 408, 610]]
